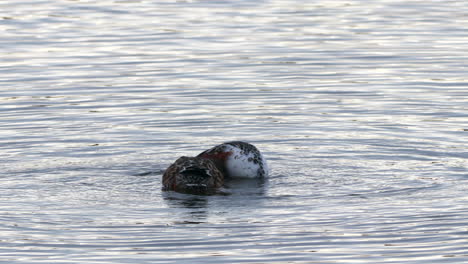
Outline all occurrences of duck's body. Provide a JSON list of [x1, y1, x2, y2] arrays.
[[163, 141, 268, 194], [197, 141, 268, 178], [162, 156, 223, 194]]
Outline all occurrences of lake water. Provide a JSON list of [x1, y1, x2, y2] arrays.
[[1, 0, 468, 263]]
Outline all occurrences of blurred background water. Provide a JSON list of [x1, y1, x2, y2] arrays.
[[1, 0, 468, 263]]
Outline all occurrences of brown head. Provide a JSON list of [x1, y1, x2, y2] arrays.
[[162, 156, 224, 194]]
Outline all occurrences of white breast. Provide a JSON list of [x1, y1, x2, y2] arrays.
[[224, 146, 268, 178]]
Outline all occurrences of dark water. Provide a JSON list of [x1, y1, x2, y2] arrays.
[[1, 0, 468, 263]]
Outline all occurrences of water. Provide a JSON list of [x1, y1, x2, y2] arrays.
[[1, 0, 468, 263]]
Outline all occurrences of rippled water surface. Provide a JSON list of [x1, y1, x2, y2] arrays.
[[1, 0, 468, 263]]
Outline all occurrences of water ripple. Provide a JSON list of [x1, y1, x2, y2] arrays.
[[1, 0, 468, 263]]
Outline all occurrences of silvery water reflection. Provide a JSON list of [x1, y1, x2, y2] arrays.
[[1, 0, 468, 263], [163, 178, 267, 224]]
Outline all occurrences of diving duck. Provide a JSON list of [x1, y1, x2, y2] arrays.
[[162, 141, 268, 194]]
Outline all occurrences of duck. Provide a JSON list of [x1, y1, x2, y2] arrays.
[[162, 141, 268, 194]]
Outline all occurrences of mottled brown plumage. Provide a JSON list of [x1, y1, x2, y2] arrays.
[[162, 156, 224, 194]]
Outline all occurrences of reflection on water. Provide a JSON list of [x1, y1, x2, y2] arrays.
[[223, 177, 267, 195], [163, 192, 209, 209], [163, 193, 209, 224], [1, 0, 468, 263], [162, 177, 267, 224]]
